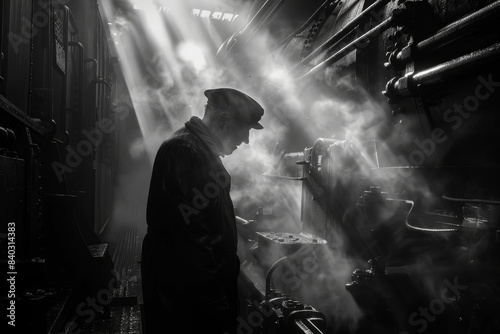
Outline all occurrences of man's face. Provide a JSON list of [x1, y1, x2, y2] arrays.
[[220, 119, 252, 155]]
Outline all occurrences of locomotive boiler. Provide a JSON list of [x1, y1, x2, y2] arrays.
[[217, 1, 500, 333], [1, 0, 124, 332]]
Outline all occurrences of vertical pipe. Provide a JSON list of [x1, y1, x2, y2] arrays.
[[48, 0, 54, 122], [61, 6, 69, 134], [27, 0, 34, 115]]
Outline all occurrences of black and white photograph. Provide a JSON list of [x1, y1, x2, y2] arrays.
[[1, 0, 500, 333]]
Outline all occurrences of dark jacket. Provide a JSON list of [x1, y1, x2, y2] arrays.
[[141, 117, 239, 333]]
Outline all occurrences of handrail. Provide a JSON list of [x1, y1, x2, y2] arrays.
[[85, 58, 98, 79]]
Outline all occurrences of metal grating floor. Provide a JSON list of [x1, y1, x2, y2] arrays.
[[80, 222, 144, 334], [79, 305, 142, 334], [111, 223, 143, 303]]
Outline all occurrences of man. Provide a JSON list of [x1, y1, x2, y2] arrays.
[[141, 88, 264, 333]]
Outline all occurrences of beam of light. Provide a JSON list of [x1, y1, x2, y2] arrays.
[[98, 0, 376, 328], [99, 0, 235, 164], [177, 41, 207, 73]]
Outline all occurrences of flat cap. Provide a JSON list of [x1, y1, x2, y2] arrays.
[[204, 88, 264, 129]]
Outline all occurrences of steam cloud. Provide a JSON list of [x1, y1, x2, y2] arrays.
[[98, 0, 444, 331]]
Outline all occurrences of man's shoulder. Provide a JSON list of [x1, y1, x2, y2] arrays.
[[160, 127, 193, 147], [158, 126, 204, 156]]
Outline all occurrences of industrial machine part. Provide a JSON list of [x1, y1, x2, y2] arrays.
[[1, 1, 118, 331], [238, 228, 328, 332], [243, 292, 327, 334], [221, 0, 500, 332], [249, 231, 327, 272]]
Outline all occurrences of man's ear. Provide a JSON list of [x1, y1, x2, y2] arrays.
[[218, 112, 231, 129]]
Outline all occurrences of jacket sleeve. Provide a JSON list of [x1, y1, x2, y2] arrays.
[[162, 144, 230, 311]]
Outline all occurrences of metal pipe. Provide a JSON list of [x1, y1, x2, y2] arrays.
[[61, 6, 69, 134], [218, 0, 299, 66], [412, 42, 500, 87], [298, 0, 391, 66], [443, 195, 500, 206], [25, 127, 35, 258], [66, 5, 79, 35], [298, 17, 393, 81], [85, 58, 98, 79], [241, 0, 274, 36], [276, 0, 332, 49], [386, 42, 500, 98], [265, 256, 288, 300], [0, 1, 5, 83], [404, 201, 459, 233], [91, 78, 112, 91], [68, 41, 85, 125], [416, 1, 500, 54], [247, 0, 287, 41]]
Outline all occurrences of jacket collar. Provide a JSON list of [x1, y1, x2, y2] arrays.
[[185, 116, 225, 157]]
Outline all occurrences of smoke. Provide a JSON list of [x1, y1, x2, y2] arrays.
[[98, 0, 250, 236], [101, 0, 375, 329], [98, 0, 470, 332], [261, 232, 364, 332]]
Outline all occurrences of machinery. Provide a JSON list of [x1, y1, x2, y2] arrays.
[[219, 1, 500, 333], [1, 1, 121, 331], [2, 0, 500, 333]]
